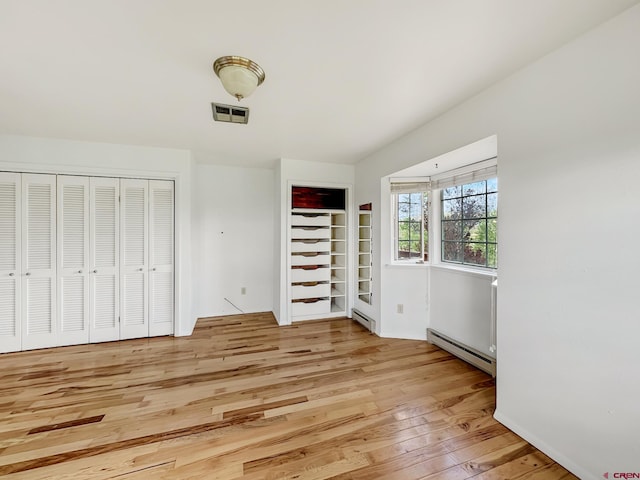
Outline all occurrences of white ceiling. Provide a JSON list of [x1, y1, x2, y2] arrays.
[[1, 1, 637, 169]]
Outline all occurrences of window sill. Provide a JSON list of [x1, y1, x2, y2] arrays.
[[386, 262, 430, 269], [430, 262, 497, 278]]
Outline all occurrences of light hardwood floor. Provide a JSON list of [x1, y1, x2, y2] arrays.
[[0, 313, 577, 479]]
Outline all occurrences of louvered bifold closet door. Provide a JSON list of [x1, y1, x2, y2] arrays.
[[120, 179, 149, 339], [89, 177, 120, 343], [149, 180, 174, 336], [0, 173, 22, 353], [57, 175, 90, 346], [21, 174, 57, 350]]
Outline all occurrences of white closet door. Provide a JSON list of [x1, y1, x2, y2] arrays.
[[120, 179, 148, 339], [57, 175, 90, 346], [21, 174, 57, 350], [89, 177, 120, 343], [149, 180, 174, 336], [0, 172, 22, 353]]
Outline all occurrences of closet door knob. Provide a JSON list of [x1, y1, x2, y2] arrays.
[[8, 272, 14, 277], [138, 267, 144, 272], [93, 269, 98, 274], [25, 272, 31, 276], [152, 267, 156, 271], [78, 270, 83, 274]]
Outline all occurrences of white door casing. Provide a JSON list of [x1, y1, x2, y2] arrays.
[[0, 173, 176, 353]]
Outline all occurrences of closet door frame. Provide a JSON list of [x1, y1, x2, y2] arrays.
[[0, 166, 179, 353], [0, 172, 22, 353]]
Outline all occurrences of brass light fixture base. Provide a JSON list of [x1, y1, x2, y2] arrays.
[[213, 56, 266, 84], [213, 56, 266, 100]]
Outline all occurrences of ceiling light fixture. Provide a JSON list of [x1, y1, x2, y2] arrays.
[[213, 56, 265, 101]]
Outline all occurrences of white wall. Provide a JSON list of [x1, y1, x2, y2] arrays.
[[273, 158, 355, 325], [0, 134, 195, 336], [272, 160, 283, 323], [354, 5, 640, 478], [379, 265, 428, 340], [192, 164, 274, 317], [429, 267, 494, 356], [374, 176, 430, 339]]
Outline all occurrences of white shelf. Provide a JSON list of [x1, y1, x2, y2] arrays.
[[331, 270, 345, 282], [290, 192, 348, 321], [291, 213, 331, 227], [358, 207, 373, 305], [291, 226, 331, 239], [331, 296, 346, 312], [293, 208, 344, 214]]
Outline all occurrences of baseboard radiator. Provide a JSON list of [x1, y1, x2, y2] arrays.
[[351, 309, 375, 332], [427, 328, 496, 377]]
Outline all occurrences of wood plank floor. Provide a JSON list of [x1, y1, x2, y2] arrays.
[[0, 313, 578, 479]]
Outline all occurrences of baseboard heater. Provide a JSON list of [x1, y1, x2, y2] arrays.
[[427, 328, 496, 377], [351, 309, 375, 332]]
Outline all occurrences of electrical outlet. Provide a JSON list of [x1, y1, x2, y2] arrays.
[[241, 287, 246, 295], [397, 304, 403, 314]]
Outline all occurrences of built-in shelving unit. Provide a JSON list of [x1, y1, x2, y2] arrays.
[[358, 206, 372, 304], [289, 186, 348, 322], [330, 212, 346, 313]]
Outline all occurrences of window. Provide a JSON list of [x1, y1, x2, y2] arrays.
[[441, 178, 497, 268], [394, 192, 428, 262]]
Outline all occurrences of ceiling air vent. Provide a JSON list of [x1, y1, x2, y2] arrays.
[[211, 102, 250, 124]]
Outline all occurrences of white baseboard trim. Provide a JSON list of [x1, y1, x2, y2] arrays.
[[493, 409, 595, 480]]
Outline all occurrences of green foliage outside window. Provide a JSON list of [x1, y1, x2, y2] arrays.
[[396, 192, 428, 261], [441, 178, 497, 268]]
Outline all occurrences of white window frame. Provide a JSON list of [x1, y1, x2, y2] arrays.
[[389, 159, 497, 273], [438, 178, 498, 269], [390, 180, 430, 265]]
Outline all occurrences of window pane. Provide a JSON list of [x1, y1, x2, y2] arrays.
[[410, 192, 422, 204], [398, 201, 410, 221], [442, 185, 461, 199], [487, 218, 497, 242], [442, 198, 461, 220], [464, 219, 484, 242], [462, 195, 486, 219], [395, 192, 427, 262], [397, 241, 411, 259], [409, 221, 421, 238], [463, 243, 487, 266], [409, 201, 421, 221], [487, 193, 498, 216], [463, 181, 486, 195], [487, 243, 497, 268], [442, 220, 461, 241], [440, 176, 497, 269], [423, 193, 429, 261], [442, 241, 463, 262], [398, 222, 413, 241]]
